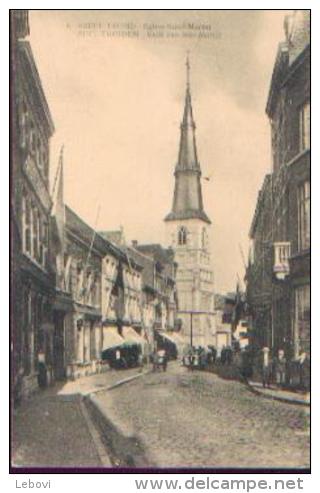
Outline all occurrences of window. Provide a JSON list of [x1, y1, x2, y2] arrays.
[[23, 195, 32, 254], [41, 221, 48, 268], [294, 285, 310, 357], [29, 121, 36, 154], [19, 99, 28, 149], [202, 227, 207, 249], [298, 181, 310, 251], [32, 207, 39, 261], [178, 227, 187, 245], [299, 101, 310, 152]]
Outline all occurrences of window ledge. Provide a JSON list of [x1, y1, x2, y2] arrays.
[[22, 252, 47, 273], [290, 249, 310, 260]]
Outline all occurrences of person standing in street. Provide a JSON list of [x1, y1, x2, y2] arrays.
[[275, 349, 286, 387], [262, 346, 271, 388]]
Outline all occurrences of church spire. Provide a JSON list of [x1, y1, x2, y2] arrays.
[[164, 55, 210, 224], [176, 54, 200, 173]]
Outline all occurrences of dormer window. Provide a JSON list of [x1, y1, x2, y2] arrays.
[[178, 227, 187, 245]]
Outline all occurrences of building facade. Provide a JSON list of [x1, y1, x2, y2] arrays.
[[11, 10, 57, 397], [164, 58, 215, 347], [247, 11, 310, 360], [99, 233, 179, 356], [246, 175, 273, 348]]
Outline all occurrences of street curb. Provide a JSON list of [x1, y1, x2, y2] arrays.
[[79, 398, 112, 466], [83, 369, 153, 467], [82, 369, 152, 396], [208, 366, 310, 407], [245, 381, 310, 407], [84, 392, 153, 468]]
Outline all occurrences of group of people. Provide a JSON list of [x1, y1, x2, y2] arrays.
[[239, 345, 310, 390]]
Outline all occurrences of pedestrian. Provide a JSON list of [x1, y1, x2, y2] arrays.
[[220, 346, 226, 365], [275, 349, 286, 387], [152, 350, 158, 372], [240, 346, 253, 380], [138, 351, 144, 373], [163, 350, 168, 372], [298, 351, 309, 390], [262, 346, 271, 388], [225, 346, 233, 365]]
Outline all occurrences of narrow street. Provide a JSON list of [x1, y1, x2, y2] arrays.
[[94, 363, 310, 469]]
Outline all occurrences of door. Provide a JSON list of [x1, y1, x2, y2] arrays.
[[53, 311, 65, 380]]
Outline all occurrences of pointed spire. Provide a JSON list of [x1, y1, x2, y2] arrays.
[[51, 145, 65, 248], [176, 53, 199, 172], [164, 57, 211, 224]]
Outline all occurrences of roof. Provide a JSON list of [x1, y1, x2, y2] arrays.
[[249, 174, 272, 238], [17, 41, 55, 136], [266, 11, 310, 117], [99, 230, 124, 246], [164, 209, 211, 224], [122, 246, 154, 286], [65, 206, 124, 259], [135, 244, 175, 265]]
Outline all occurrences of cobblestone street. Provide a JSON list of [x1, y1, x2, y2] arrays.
[[95, 363, 310, 469]]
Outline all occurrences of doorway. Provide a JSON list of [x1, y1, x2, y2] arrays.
[[53, 311, 65, 380]]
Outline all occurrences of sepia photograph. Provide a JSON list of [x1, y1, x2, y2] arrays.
[[10, 9, 310, 472]]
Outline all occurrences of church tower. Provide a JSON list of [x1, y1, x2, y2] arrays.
[[164, 56, 215, 347]]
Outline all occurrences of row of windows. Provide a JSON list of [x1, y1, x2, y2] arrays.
[[272, 101, 310, 169], [177, 227, 208, 248], [251, 180, 310, 261], [76, 266, 101, 307], [22, 193, 48, 268]]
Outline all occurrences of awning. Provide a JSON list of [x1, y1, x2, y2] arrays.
[[122, 326, 147, 347], [164, 332, 187, 354], [169, 332, 185, 344], [158, 332, 177, 345], [102, 326, 125, 351]]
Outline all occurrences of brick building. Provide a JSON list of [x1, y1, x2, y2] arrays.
[[247, 11, 310, 360]]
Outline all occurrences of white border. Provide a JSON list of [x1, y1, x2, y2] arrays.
[[1, 1, 318, 491]]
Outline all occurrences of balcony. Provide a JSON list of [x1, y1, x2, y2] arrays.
[[273, 242, 291, 280]]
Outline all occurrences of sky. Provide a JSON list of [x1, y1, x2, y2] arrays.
[[29, 10, 290, 294]]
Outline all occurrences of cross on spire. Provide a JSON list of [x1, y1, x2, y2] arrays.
[[186, 51, 190, 89]]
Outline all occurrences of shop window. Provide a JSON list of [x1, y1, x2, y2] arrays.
[[294, 285, 310, 356], [298, 181, 310, 251]]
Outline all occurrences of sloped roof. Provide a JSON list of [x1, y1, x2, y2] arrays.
[[65, 206, 123, 259], [122, 246, 154, 288], [99, 230, 124, 245]]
